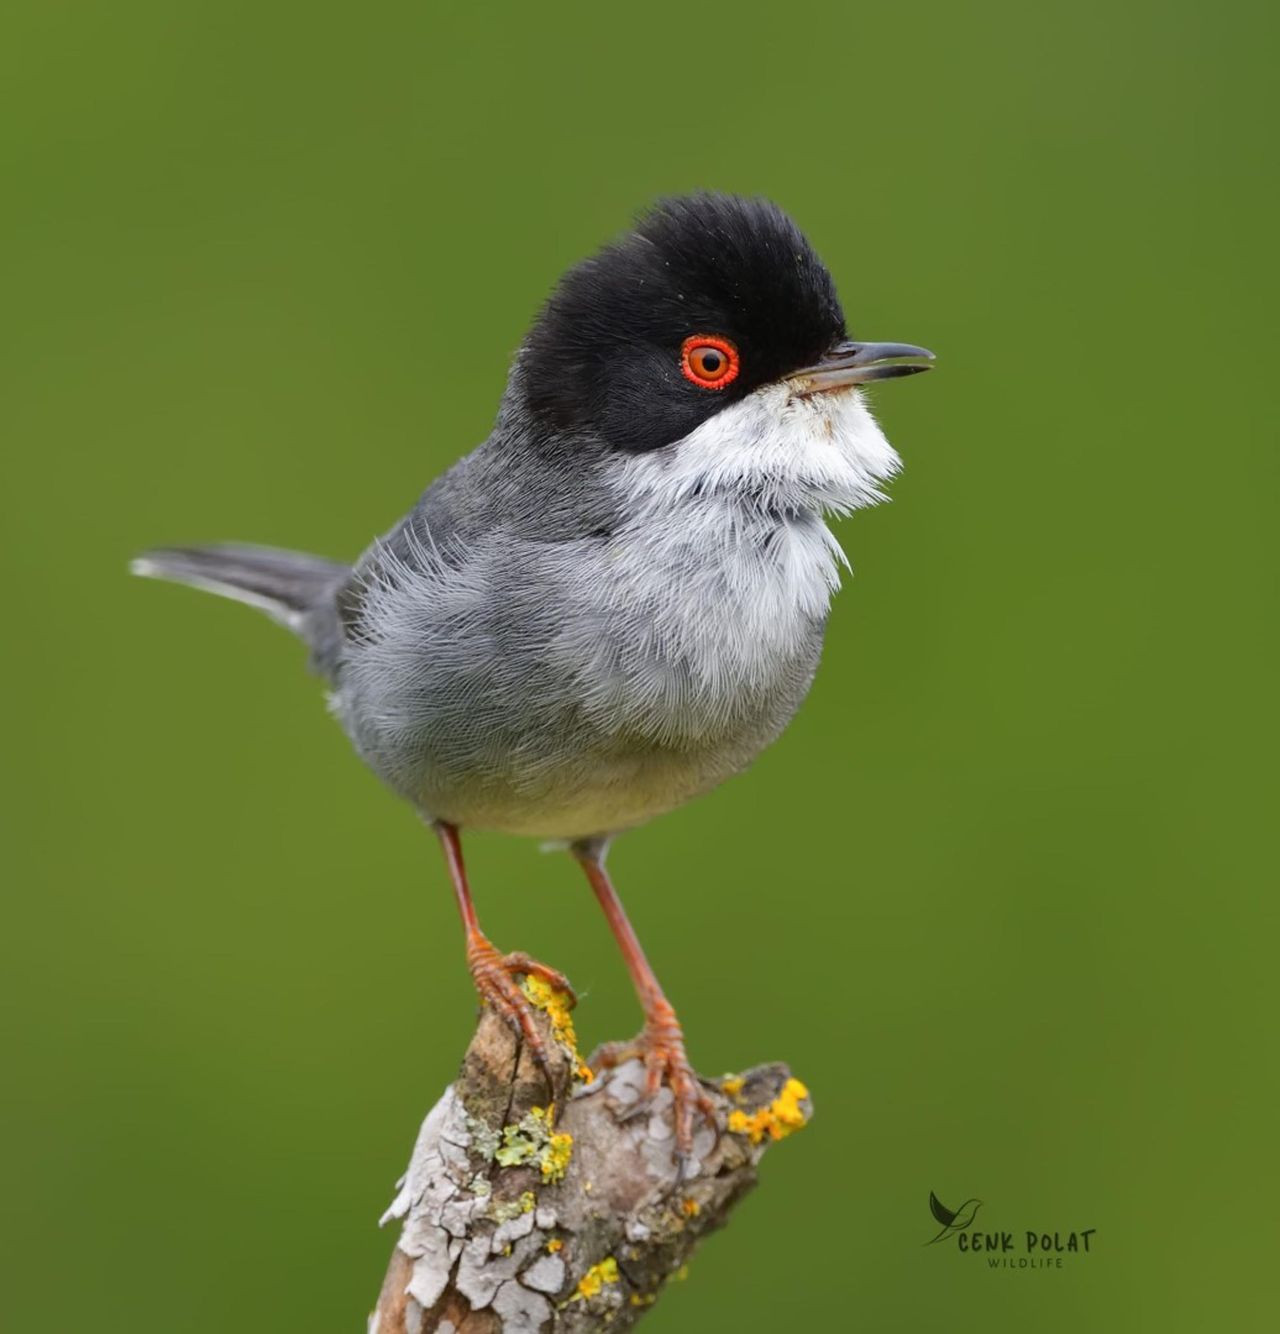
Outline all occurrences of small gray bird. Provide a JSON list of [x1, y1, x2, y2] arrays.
[[133, 193, 932, 1155]]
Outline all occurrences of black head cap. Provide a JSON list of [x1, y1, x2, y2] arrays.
[[521, 194, 847, 453]]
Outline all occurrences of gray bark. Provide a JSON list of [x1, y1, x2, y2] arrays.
[[370, 995, 810, 1333]]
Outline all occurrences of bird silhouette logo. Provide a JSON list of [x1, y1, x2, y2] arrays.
[[927, 1191, 983, 1245]]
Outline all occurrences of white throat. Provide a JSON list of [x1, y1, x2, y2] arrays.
[[611, 381, 901, 520], [600, 384, 903, 690]]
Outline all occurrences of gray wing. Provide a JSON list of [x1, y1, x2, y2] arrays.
[[334, 430, 622, 661]]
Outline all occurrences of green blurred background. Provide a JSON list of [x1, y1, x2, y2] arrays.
[[3, 1, 1276, 1329]]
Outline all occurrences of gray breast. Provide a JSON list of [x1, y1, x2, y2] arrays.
[[331, 491, 830, 841]]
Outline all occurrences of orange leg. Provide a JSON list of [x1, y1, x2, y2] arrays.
[[573, 840, 714, 1157], [434, 821, 575, 1082]]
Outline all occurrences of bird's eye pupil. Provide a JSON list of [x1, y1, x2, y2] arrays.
[[680, 335, 740, 390]]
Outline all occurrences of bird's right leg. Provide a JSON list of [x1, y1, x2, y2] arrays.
[[572, 839, 715, 1159], [433, 821, 575, 1083]]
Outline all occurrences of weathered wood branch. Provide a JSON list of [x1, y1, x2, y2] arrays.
[[370, 986, 811, 1333]]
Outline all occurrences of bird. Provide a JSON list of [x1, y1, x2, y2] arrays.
[[132, 192, 933, 1158]]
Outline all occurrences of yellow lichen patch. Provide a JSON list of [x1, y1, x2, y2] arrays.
[[542, 1130, 574, 1183], [679, 1197, 700, 1218], [720, 1075, 744, 1098], [575, 1256, 620, 1300], [630, 1293, 656, 1307], [547, 1238, 563, 1253], [521, 974, 594, 1083], [726, 1077, 811, 1146], [519, 1191, 537, 1214]]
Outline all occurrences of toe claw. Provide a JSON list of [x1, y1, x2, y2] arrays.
[[596, 1010, 716, 1161], [483, 981, 556, 1084], [466, 934, 573, 1089], [502, 952, 577, 1007]]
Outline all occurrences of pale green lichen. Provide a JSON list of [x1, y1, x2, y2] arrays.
[[494, 1105, 574, 1183], [465, 1112, 502, 1161], [486, 1189, 538, 1223]]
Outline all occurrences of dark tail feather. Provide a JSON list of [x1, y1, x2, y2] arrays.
[[131, 542, 350, 636]]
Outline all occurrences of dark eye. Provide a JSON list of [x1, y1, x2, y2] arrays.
[[680, 334, 740, 390]]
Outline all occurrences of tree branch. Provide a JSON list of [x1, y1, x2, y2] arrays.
[[369, 985, 811, 1333]]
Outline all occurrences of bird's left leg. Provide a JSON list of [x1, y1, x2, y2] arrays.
[[572, 839, 715, 1158], [433, 821, 575, 1082]]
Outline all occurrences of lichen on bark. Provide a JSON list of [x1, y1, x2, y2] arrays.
[[370, 999, 811, 1334]]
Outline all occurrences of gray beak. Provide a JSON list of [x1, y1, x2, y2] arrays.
[[789, 339, 935, 396]]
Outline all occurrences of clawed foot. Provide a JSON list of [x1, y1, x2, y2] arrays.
[[593, 998, 716, 1160], [466, 933, 576, 1085]]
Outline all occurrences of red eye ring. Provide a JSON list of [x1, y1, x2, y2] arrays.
[[680, 334, 740, 390]]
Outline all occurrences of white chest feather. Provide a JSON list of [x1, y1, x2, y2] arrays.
[[560, 383, 902, 737], [606, 383, 899, 663]]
